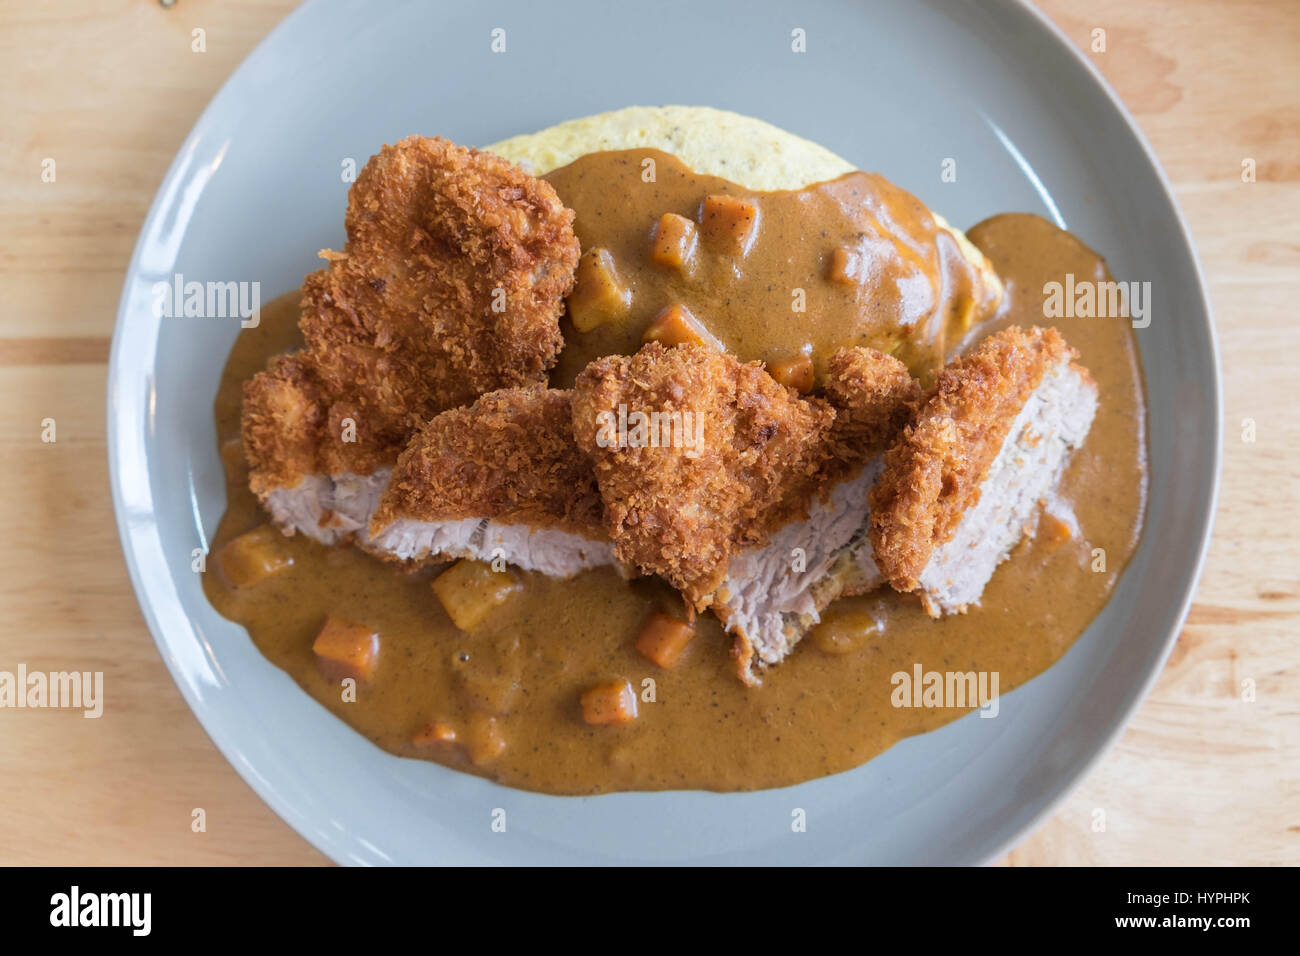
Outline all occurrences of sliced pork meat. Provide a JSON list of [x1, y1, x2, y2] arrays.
[[241, 136, 580, 541], [572, 342, 919, 683], [571, 342, 834, 606], [869, 325, 1098, 616], [711, 348, 920, 683], [262, 468, 393, 547], [367, 385, 614, 577], [715, 458, 884, 681]]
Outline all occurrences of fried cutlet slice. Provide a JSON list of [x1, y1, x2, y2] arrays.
[[570, 341, 920, 683], [241, 352, 396, 544], [367, 385, 615, 577], [570, 342, 834, 607], [712, 347, 921, 683], [242, 136, 581, 542], [869, 325, 1098, 616]]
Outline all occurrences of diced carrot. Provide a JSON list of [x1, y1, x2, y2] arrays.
[[827, 246, 863, 285], [634, 613, 695, 669], [464, 714, 507, 766], [649, 212, 698, 272], [642, 303, 721, 351], [312, 616, 380, 682], [412, 720, 458, 748], [809, 609, 876, 656], [214, 524, 293, 589], [699, 194, 759, 256], [768, 354, 815, 394], [432, 559, 522, 632], [568, 248, 632, 331], [581, 679, 639, 726]]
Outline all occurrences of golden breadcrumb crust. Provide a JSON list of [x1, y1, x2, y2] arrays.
[[571, 343, 833, 607], [759, 346, 920, 532], [240, 353, 330, 493], [370, 385, 606, 539], [821, 347, 924, 467], [868, 325, 1091, 592], [243, 136, 579, 497]]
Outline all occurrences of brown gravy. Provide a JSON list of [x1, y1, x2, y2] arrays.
[[546, 149, 988, 385], [203, 163, 1147, 794]]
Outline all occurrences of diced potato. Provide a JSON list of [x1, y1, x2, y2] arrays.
[[412, 716, 505, 765], [219, 436, 248, 483], [768, 354, 815, 394], [809, 609, 877, 656], [568, 248, 632, 332], [634, 613, 695, 669], [699, 194, 759, 256], [214, 524, 293, 589], [827, 246, 863, 285], [464, 713, 507, 766], [451, 635, 522, 715], [412, 720, 458, 748], [650, 212, 699, 272], [312, 616, 380, 682], [1039, 512, 1073, 552], [642, 303, 721, 351], [606, 743, 633, 769], [432, 560, 522, 632], [581, 679, 639, 726], [952, 294, 977, 333]]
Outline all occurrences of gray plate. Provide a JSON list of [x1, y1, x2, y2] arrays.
[[108, 0, 1219, 865]]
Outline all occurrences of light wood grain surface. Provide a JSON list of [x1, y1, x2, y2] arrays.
[[0, 0, 1295, 866]]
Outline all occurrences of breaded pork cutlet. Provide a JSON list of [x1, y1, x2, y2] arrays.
[[716, 347, 920, 682], [571, 342, 834, 607], [367, 385, 614, 577], [572, 342, 919, 683], [869, 325, 1098, 616], [242, 135, 581, 543], [241, 352, 395, 544]]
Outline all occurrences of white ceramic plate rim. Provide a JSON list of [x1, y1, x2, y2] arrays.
[[956, 0, 1220, 864]]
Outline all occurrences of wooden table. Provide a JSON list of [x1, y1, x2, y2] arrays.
[[1, 0, 1294, 866]]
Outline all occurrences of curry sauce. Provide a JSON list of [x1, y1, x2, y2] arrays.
[[547, 149, 993, 385], [203, 155, 1147, 795]]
